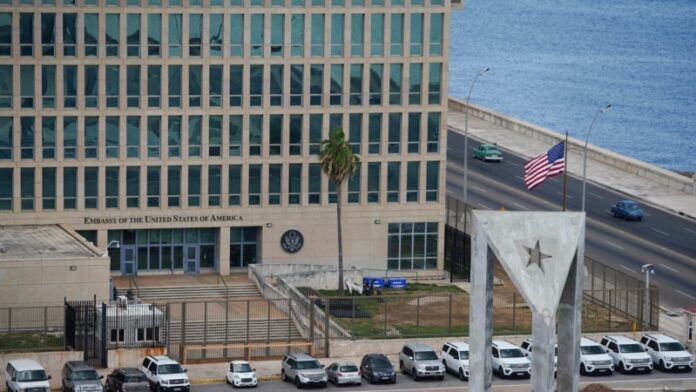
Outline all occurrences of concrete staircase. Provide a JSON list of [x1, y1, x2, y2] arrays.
[[116, 283, 260, 301], [168, 319, 303, 343]]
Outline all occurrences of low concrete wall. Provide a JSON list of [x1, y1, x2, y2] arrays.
[[106, 347, 166, 368], [0, 351, 83, 391], [449, 98, 694, 195]]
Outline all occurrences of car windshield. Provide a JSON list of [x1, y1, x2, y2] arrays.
[[581, 345, 605, 355], [339, 365, 358, 372], [124, 373, 146, 383], [500, 349, 525, 358], [625, 202, 639, 210], [460, 351, 470, 360], [16, 370, 49, 382], [232, 364, 252, 373], [157, 364, 184, 375], [659, 342, 685, 352], [369, 357, 391, 368], [296, 360, 321, 370], [72, 370, 100, 381], [620, 344, 645, 353], [414, 351, 438, 361]]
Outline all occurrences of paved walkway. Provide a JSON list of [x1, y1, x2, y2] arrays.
[[447, 110, 696, 220]]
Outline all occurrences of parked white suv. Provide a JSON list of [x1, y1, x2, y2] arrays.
[[520, 338, 557, 377], [580, 337, 614, 375], [600, 335, 653, 373], [640, 333, 694, 372], [491, 341, 531, 379], [140, 356, 190, 392], [5, 360, 52, 392], [441, 341, 470, 380]]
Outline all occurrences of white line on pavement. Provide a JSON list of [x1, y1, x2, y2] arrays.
[[685, 227, 696, 235], [515, 175, 524, 181], [512, 202, 528, 210], [619, 264, 634, 273], [556, 191, 572, 198], [588, 192, 603, 199], [607, 241, 625, 250], [478, 202, 492, 209], [472, 185, 486, 193], [659, 264, 678, 273], [509, 162, 520, 167], [649, 227, 670, 236], [676, 290, 696, 300]]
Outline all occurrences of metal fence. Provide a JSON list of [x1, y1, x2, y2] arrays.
[[0, 305, 64, 352]]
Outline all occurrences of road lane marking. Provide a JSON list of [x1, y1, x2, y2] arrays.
[[619, 264, 634, 273], [478, 202, 492, 209], [472, 185, 486, 193], [556, 191, 572, 198], [606, 241, 624, 250], [676, 290, 696, 300], [603, 210, 613, 215], [512, 202, 528, 210], [515, 175, 524, 181], [588, 192, 603, 199], [649, 227, 670, 236], [509, 162, 520, 167], [685, 227, 696, 235], [659, 264, 677, 273]]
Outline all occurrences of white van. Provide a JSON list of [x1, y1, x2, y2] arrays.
[[5, 359, 52, 392]]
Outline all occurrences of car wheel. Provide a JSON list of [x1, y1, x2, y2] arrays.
[[412, 368, 419, 381], [498, 366, 505, 379], [580, 363, 587, 376], [638, 217, 643, 222], [157, 384, 164, 392], [619, 362, 626, 373], [459, 368, 467, 381], [281, 370, 287, 382], [294, 377, 302, 389], [442, 359, 448, 373], [399, 361, 405, 374]]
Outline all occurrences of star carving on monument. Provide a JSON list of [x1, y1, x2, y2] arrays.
[[525, 240, 551, 273]]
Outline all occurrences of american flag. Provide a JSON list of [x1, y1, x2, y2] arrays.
[[524, 141, 565, 190]]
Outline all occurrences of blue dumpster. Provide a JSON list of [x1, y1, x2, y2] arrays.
[[362, 277, 385, 289], [386, 277, 407, 289]]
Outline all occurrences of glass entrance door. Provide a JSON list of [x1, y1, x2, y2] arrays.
[[121, 246, 136, 275], [184, 245, 198, 273]]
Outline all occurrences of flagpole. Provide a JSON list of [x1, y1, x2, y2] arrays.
[[562, 131, 569, 211]]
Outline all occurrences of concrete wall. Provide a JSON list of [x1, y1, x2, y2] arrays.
[[0, 351, 83, 392], [106, 347, 166, 368], [449, 98, 695, 195]]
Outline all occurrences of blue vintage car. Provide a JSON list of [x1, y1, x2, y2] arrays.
[[610, 200, 644, 221]]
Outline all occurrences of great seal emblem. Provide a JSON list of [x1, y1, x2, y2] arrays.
[[280, 229, 304, 253]]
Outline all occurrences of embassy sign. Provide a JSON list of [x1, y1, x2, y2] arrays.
[[83, 214, 243, 225]]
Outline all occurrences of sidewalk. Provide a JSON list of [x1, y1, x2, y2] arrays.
[[447, 109, 696, 220]]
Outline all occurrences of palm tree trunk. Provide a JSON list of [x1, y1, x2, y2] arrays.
[[336, 182, 345, 294]]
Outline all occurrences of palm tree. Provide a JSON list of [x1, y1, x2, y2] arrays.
[[319, 127, 360, 294]]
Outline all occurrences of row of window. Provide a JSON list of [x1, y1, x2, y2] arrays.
[[1, 0, 446, 8], [387, 222, 438, 270], [0, 12, 444, 59], [0, 161, 440, 211], [0, 112, 441, 160], [0, 63, 443, 110]]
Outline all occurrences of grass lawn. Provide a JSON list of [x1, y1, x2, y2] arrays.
[[0, 333, 63, 352]]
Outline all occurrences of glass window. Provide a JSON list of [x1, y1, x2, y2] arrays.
[[308, 163, 321, 204], [147, 167, 159, 207], [250, 14, 264, 57], [427, 112, 440, 153], [106, 65, 119, 107], [228, 115, 242, 156], [347, 165, 360, 204], [330, 14, 343, 56], [389, 63, 402, 105], [330, 64, 343, 105], [0, 168, 11, 210], [406, 161, 419, 202], [428, 63, 442, 105], [288, 164, 301, 205], [228, 165, 241, 206], [311, 14, 324, 56], [208, 165, 221, 206], [21, 168, 34, 210], [408, 113, 420, 153], [188, 65, 201, 107], [229, 64, 242, 107], [290, 64, 303, 106], [41, 116, 55, 159], [84, 167, 98, 209], [291, 14, 304, 57], [84, 65, 99, 108], [20, 66, 34, 108], [63, 116, 76, 158], [208, 116, 221, 157], [60, 167, 77, 209], [0, 66, 11, 108], [409, 63, 422, 104], [249, 115, 262, 156], [410, 13, 423, 56], [310, 65, 323, 106], [167, 116, 181, 157], [21, 117, 34, 160], [208, 65, 222, 107], [309, 114, 322, 155], [387, 222, 438, 270], [106, 14, 120, 56], [42, 65, 56, 108], [126, 166, 139, 207], [430, 13, 443, 56], [370, 14, 383, 56], [230, 227, 258, 267], [41, 13, 55, 56], [167, 166, 180, 207], [369, 64, 383, 105], [168, 14, 182, 57], [269, 115, 282, 156], [188, 115, 201, 157], [351, 14, 364, 56], [271, 14, 284, 56], [270, 65, 283, 106], [127, 65, 140, 107], [0, 117, 11, 160], [249, 65, 263, 107], [127, 14, 140, 57], [147, 66, 161, 107], [387, 161, 400, 202], [105, 167, 119, 208], [63, 13, 77, 56], [367, 162, 380, 203], [390, 14, 403, 56], [126, 116, 140, 158], [350, 64, 362, 105], [84, 14, 98, 56], [248, 164, 261, 205], [426, 161, 439, 201], [209, 14, 223, 56], [147, 116, 160, 158], [106, 116, 119, 158], [168, 65, 181, 107], [368, 113, 381, 154], [348, 114, 361, 154], [289, 114, 302, 155], [84, 116, 99, 159], [388, 113, 401, 154], [63, 65, 77, 108], [229, 14, 243, 57], [188, 14, 201, 56], [20, 13, 33, 56], [148, 14, 161, 56]]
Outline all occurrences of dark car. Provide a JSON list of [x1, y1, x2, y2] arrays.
[[360, 354, 396, 384], [104, 368, 149, 392], [62, 361, 103, 392], [611, 200, 644, 221]]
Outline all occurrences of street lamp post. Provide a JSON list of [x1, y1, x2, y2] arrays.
[[581, 104, 612, 211], [641, 264, 655, 331], [463, 67, 490, 218]]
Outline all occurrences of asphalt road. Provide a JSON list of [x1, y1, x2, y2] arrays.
[[446, 130, 696, 309]]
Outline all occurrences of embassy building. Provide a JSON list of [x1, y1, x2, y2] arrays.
[[0, 0, 453, 277]]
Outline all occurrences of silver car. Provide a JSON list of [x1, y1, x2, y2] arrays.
[[326, 362, 361, 386], [280, 353, 327, 388], [399, 343, 445, 380]]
